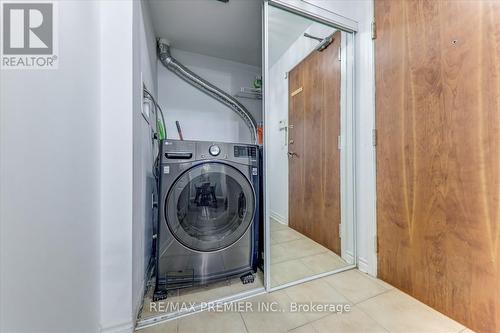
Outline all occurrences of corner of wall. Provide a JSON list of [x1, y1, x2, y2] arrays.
[[131, 0, 158, 324], [99, 0, 135, 331], [270, 211, 288, 225]]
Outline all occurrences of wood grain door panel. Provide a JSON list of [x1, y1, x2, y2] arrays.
[[375, 1, 500, 332], [289, 31, 341, 255]]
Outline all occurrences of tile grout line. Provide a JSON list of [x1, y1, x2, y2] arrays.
[[352, 284, 467, 333], [314, 272, 393, 332], [280, 275, 354, 331], [281, 288, 315, 332], [351, 289, 398, 333], [322, 274, 394, 306], [271, 236, 326, 249], [274, 233, 333, 250], [291, 300, 391, 333], [271, 250, 331, 265], [357, 284, 466, 333], [239, 312, 251, 333], [353, 288, 393, 305], [271, 236, 305, 246], [352, 304, 392, 333], [271, 224, 331, 248], [287, 322, 319, 333]]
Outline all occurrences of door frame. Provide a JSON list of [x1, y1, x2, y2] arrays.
[[263, 0, 358, 292]]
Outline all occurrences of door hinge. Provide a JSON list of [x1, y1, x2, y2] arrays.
[[372, 129, 377, 147], [338, 47, 341, 61], [339, 223, 342, 239], [337, 135, 342, 150], [371, 21, 377, 40], [374, 236, 378, 253]]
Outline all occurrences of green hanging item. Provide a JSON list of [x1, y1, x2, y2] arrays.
[[253, 76, 262, 89], [157, 119, 166, 140]]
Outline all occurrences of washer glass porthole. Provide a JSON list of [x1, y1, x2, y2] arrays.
[[165, 162, 255, 252]]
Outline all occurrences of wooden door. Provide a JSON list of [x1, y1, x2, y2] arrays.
[[375, 1, 500, 332], [288, 31, 341, 255]]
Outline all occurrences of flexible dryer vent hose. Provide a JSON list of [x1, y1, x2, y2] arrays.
[[157, 38, 258, 144]]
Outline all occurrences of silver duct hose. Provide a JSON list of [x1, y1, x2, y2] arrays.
[[157, 38, 258, 144]]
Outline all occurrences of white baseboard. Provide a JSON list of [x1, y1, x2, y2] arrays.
[[343, 250, 354, 264], [100, 321, 134, 333], [270, 211, 288, 225], [357, 257, 371, 275]]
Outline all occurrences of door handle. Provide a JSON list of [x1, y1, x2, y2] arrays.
[[288, 152, 298, 158], [165, 152, 193, 159]]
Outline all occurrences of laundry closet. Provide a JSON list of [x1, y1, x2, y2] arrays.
[[136, 0, 265, 326], [135, 0, 357, 328]]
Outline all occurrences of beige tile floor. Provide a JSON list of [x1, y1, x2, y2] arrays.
[[139, 271, 264, 320], [270, 218, 349, 287], [141, 218, 347, 320], [137, 269, 469, 333]]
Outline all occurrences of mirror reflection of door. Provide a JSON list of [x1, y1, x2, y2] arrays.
[[267, 4, 354, 288], [288, 30, 342, 256]]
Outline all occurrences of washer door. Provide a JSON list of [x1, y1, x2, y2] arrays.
[[165, 162, 255, 252]]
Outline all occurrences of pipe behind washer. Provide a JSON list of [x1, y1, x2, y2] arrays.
[[158, 38, 258, 144]]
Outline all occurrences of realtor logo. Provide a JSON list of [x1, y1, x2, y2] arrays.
[[1, 1, 58, 69]]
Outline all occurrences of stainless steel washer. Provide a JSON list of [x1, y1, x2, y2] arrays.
[[154, 139, 260, 299]]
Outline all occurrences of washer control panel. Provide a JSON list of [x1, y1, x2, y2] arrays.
[[162, 140, 258, 165], [233, 145, 257, 158]]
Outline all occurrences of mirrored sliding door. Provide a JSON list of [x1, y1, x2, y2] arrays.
[[264, 1, 356, 289]]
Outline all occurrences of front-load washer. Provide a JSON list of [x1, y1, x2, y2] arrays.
[[154, 139, 260, 300]]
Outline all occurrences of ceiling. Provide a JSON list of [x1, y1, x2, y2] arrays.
[[268, 6, 312, 66], [148, 0, 262, 67]]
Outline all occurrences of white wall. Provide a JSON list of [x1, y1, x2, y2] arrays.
[[99, 1, 135, 332], [132, 0, 158, 324], [157, 48, 262, 144], [268, 22, 336, 224], [0, 1, 101, 332], [302, 0, 376, 275]]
